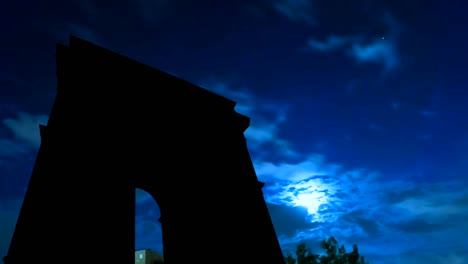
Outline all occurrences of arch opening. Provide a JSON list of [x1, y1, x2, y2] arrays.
[[135, 188, 164, 263]]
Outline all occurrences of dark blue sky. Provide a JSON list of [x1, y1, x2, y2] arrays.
[[1, 1, 468, 263]]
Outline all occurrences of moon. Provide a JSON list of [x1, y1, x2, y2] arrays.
[[293, 192, 328, 216]]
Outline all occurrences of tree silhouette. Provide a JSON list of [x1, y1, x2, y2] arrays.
[[296, 242, 319, 264], [284, 254, 297, 264], [283, 237, 370, 264]]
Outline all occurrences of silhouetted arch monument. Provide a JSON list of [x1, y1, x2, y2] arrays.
[[4, 36, 285, 263]]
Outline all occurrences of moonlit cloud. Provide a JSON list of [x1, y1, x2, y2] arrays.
[[241, 111, 467, 262], [348, 12, 401, 72], [261, 154, 468, 262], [307, 35, 400, 71], [348, 39, 399, 71], [278, 1, 403, 72], [199, 80, 297, 158], [267, 203, 320, 237], [196, 78, 467, 262], [2, 112, 48, 149], [202, 82, 256, 116], [259, 158, 380, 224], [255, 154, 342, 183]]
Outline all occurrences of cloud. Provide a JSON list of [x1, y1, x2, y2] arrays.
[[368, 250, 468, 264], [391, 218, 446, 234], [254, 149, 468, 261], [283, 3, 403, 72], [2, 112, 48, 149], [255, 154, 342, 183], [136, 0, 172, 24], [307, 35, 400, 71], [198, 80, 297, 158], [339, 210, 381, 237], [0, 139, 30, 157], [267, 202, 329, 253], [259, 159, 379, 225], [203, 82, 256, 117], [267, 203, 320, 237], [348, 39, 399, 71], [190, 78, 467, 262], [0, 199, 23, 261], [271, 0, 316, 25], [307, 35, 352, 51], [387, 181, 468, 230], [348, 13, 400, 71]]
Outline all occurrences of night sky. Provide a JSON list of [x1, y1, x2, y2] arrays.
[[1, 1, 468, 263]]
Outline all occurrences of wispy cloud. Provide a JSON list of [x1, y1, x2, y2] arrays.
[[307, 35, 352, 51], [255, 154, 342, 183], [2, 112, 48, 149], [348, 39, 399, 71], [307, 34, 400, 71], [269, 1, 403, 72], [271, 0, 316, 25], [199, 80, 297, 158]]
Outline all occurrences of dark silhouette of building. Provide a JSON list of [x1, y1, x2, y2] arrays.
[[3, 36, 285, 263], [135, 249, 163, 264]]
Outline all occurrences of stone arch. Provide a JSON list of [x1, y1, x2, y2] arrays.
[[4, 36, 285, 264]]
